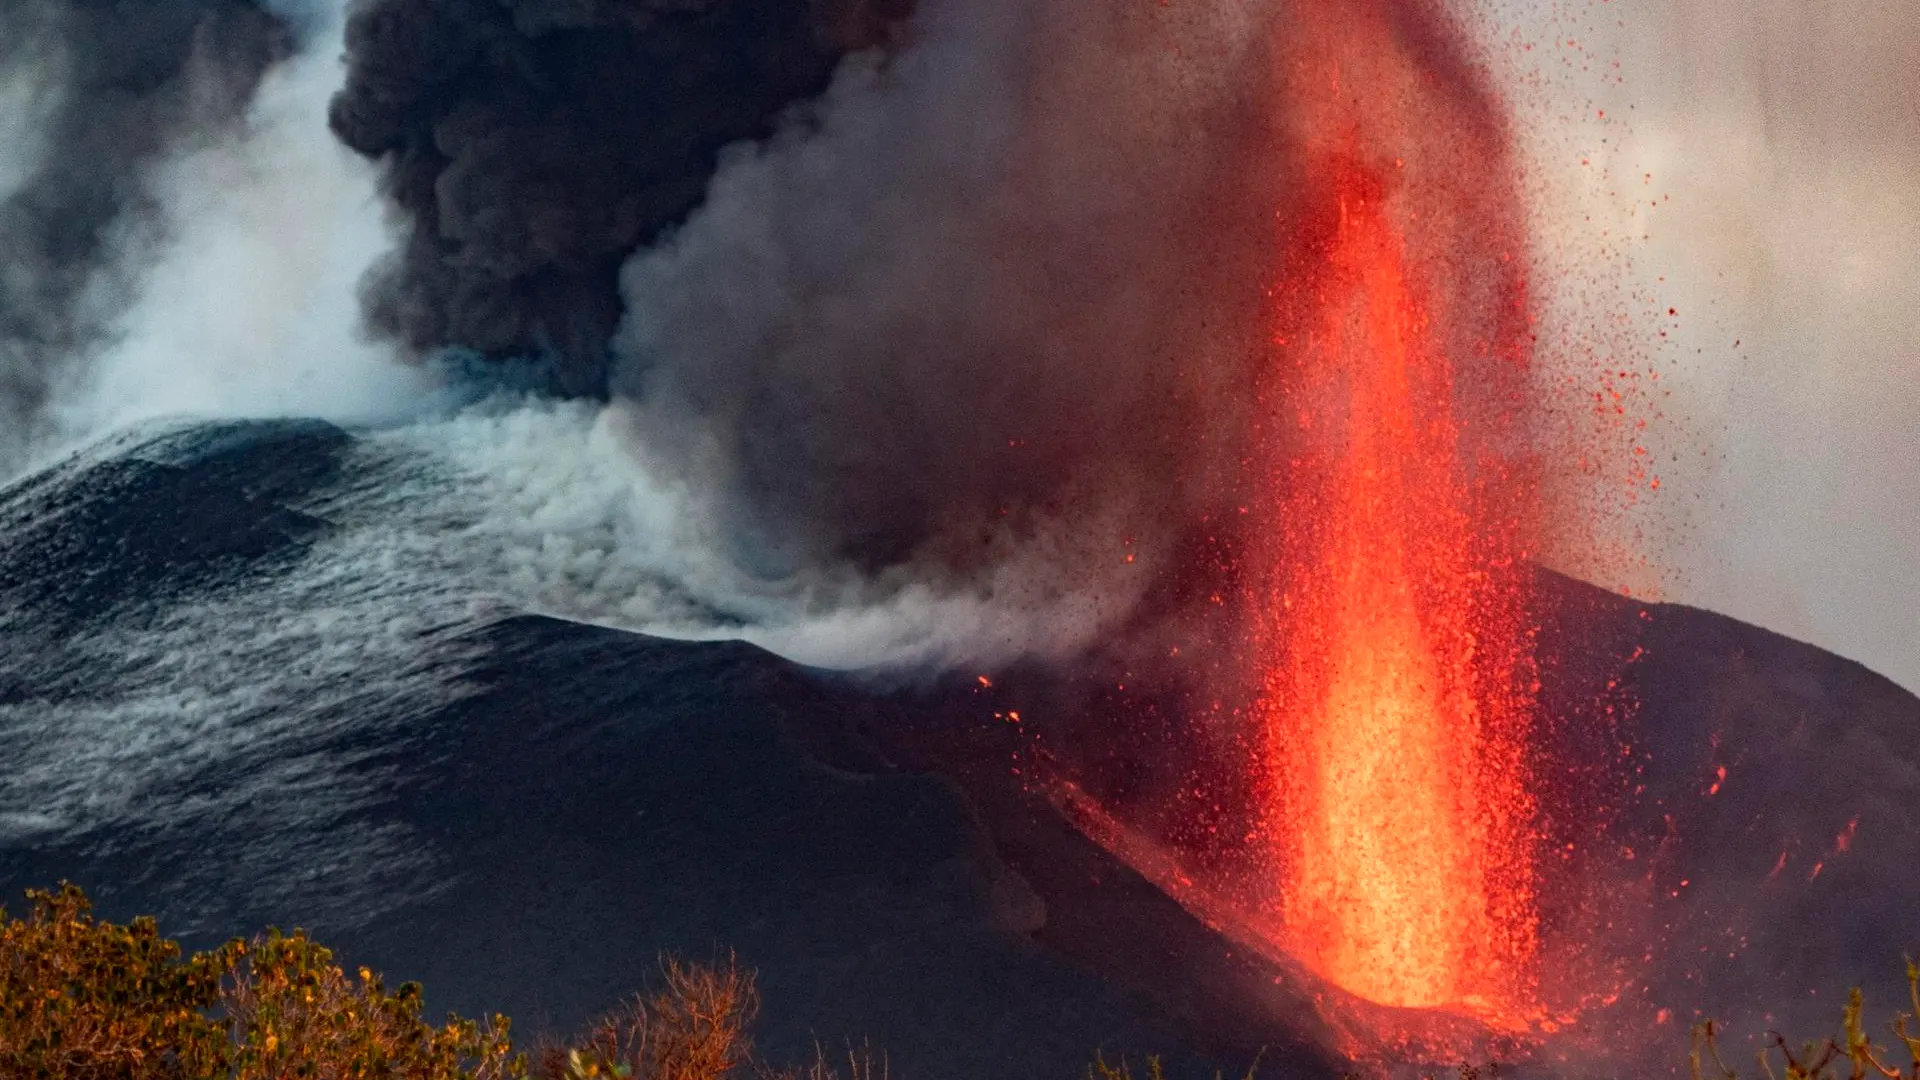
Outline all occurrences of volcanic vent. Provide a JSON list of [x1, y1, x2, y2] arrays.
[[1248, 0, 1543, 1030], [1020, 0, 1564, 1063]]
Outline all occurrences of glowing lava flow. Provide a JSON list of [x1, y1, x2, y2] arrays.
[[1252, 4, 1542, 1032]]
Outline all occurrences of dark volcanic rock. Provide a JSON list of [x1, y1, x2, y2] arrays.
[[0, 420, 346, 625], [341, 614, 1260, 1072], [841, 571, 1920, 1075], [0, 421, 1297, 1078], [1536, 576, 1920, 1068], [0, 418, 1913, 1078]]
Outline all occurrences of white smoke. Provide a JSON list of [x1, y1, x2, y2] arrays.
[[364, 398, 1144, 672], [0, 12, 63, 208], [11, 0, 1916, 686], [48, 0, 431, 449], [12, 0, 1273, 674]]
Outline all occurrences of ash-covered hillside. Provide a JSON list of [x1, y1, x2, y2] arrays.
[[0, 420, 1913, 1078]]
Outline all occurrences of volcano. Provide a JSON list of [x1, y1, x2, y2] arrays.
[[1, 420, 1914, 1077], [0, 0, 1915, 1073]]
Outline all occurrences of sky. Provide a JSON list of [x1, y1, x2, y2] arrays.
[[1476, 0, 1920, 692]]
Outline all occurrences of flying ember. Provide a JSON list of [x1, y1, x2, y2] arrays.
[[1249, 0, 1543, 1033]]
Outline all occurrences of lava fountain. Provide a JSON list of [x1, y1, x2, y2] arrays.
[[1249, 0, 1544, 1035]]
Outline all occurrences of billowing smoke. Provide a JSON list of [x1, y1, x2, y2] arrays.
[[609, 2, 1290, 588], [328, 0, 912, 395], [0, 0, 442, 477], [321, 0, 1304, 662], [64, 0, 434, 441], [0, 0, 289, 468], [0, 0, 1308, 669], [17, 0, 1910, 686]]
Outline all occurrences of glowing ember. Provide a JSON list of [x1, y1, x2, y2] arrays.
[[1030, 0, 1557, 1054], [1256, 170, 1536, 1017], [1250, 1, 1542, 1031]]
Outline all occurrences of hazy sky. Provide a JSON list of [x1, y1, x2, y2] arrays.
[[1474, 0, 1920, 691]]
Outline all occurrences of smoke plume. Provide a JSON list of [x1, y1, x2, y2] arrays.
[[0, 0, 290, 468], [608, 0, 1297, 604], [64, 0, 435, 442], [324, 0, 1528, 663], [328, 0, 911, 395], [326, 0, 1313, 653]]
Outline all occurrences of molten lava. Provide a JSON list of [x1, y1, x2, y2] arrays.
[[1256, 170, 1536, 1018], [1250, 1, 1542, 1033], [1021, 1, 1555, 1057]]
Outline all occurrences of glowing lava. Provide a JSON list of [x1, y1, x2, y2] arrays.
[[1251, 1, 1541, 1030]]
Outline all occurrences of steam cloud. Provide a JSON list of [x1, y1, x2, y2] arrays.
[[8, 0, 1909, 683], [0, 0, 289, 469], [1, 0, 1506, 666], [0, 0, 1308, 668], [322, 0, 1305, 661]]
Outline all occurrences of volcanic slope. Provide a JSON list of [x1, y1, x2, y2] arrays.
[[0, 418, 1913, 1076], [0, 418, 1319, 1077], [918, 566, 1920, 1073]]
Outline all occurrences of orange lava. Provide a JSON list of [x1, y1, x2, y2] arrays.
[[1251, 2, 1541, 1032]]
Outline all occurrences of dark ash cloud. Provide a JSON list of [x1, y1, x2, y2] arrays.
[[328, 0, 911, 396]]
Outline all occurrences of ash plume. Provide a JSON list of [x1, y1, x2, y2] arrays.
[[606, 0, 1521, 604], [327, 0, 1518, 661], [328, 0, 911, 396], [0, 0, 291, 468], [608, 0, 1294, 598]]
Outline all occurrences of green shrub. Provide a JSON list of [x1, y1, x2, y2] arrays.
[[0, 883, 233, 1078], [0, 879, 1433, 1080], [220, 929, 519, 1080], [0, 883, 520, 1080], [0, 884, 892, 1080]]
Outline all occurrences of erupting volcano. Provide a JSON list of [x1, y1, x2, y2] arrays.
[[1244, 0, 1545, 1043], [1253, 163, 1538, 1021], [6, 0, 1920, 1077]]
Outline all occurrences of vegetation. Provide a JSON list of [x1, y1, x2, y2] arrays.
[[1692, 961, 1920, 1080], [1089, 1052, 1263, 1080], [0, 884, 871, 1080], [524, 957, 885, 1080], [1, 883, 234, 1077], [0, 883, 516, 1079], [28, 881, 1912, 1080]]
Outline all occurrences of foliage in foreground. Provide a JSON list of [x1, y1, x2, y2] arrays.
[[1089, 1051, 1262, 1080], [0, 883, 873, 1080], [15, 881, 1913, 1080], [1, 883, 516, 1079], [1692, 961, 1920, 1080], [0, 883, 1272, 1080]]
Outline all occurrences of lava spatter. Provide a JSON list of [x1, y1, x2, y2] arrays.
[[1248, 0, 1544, 1035]]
